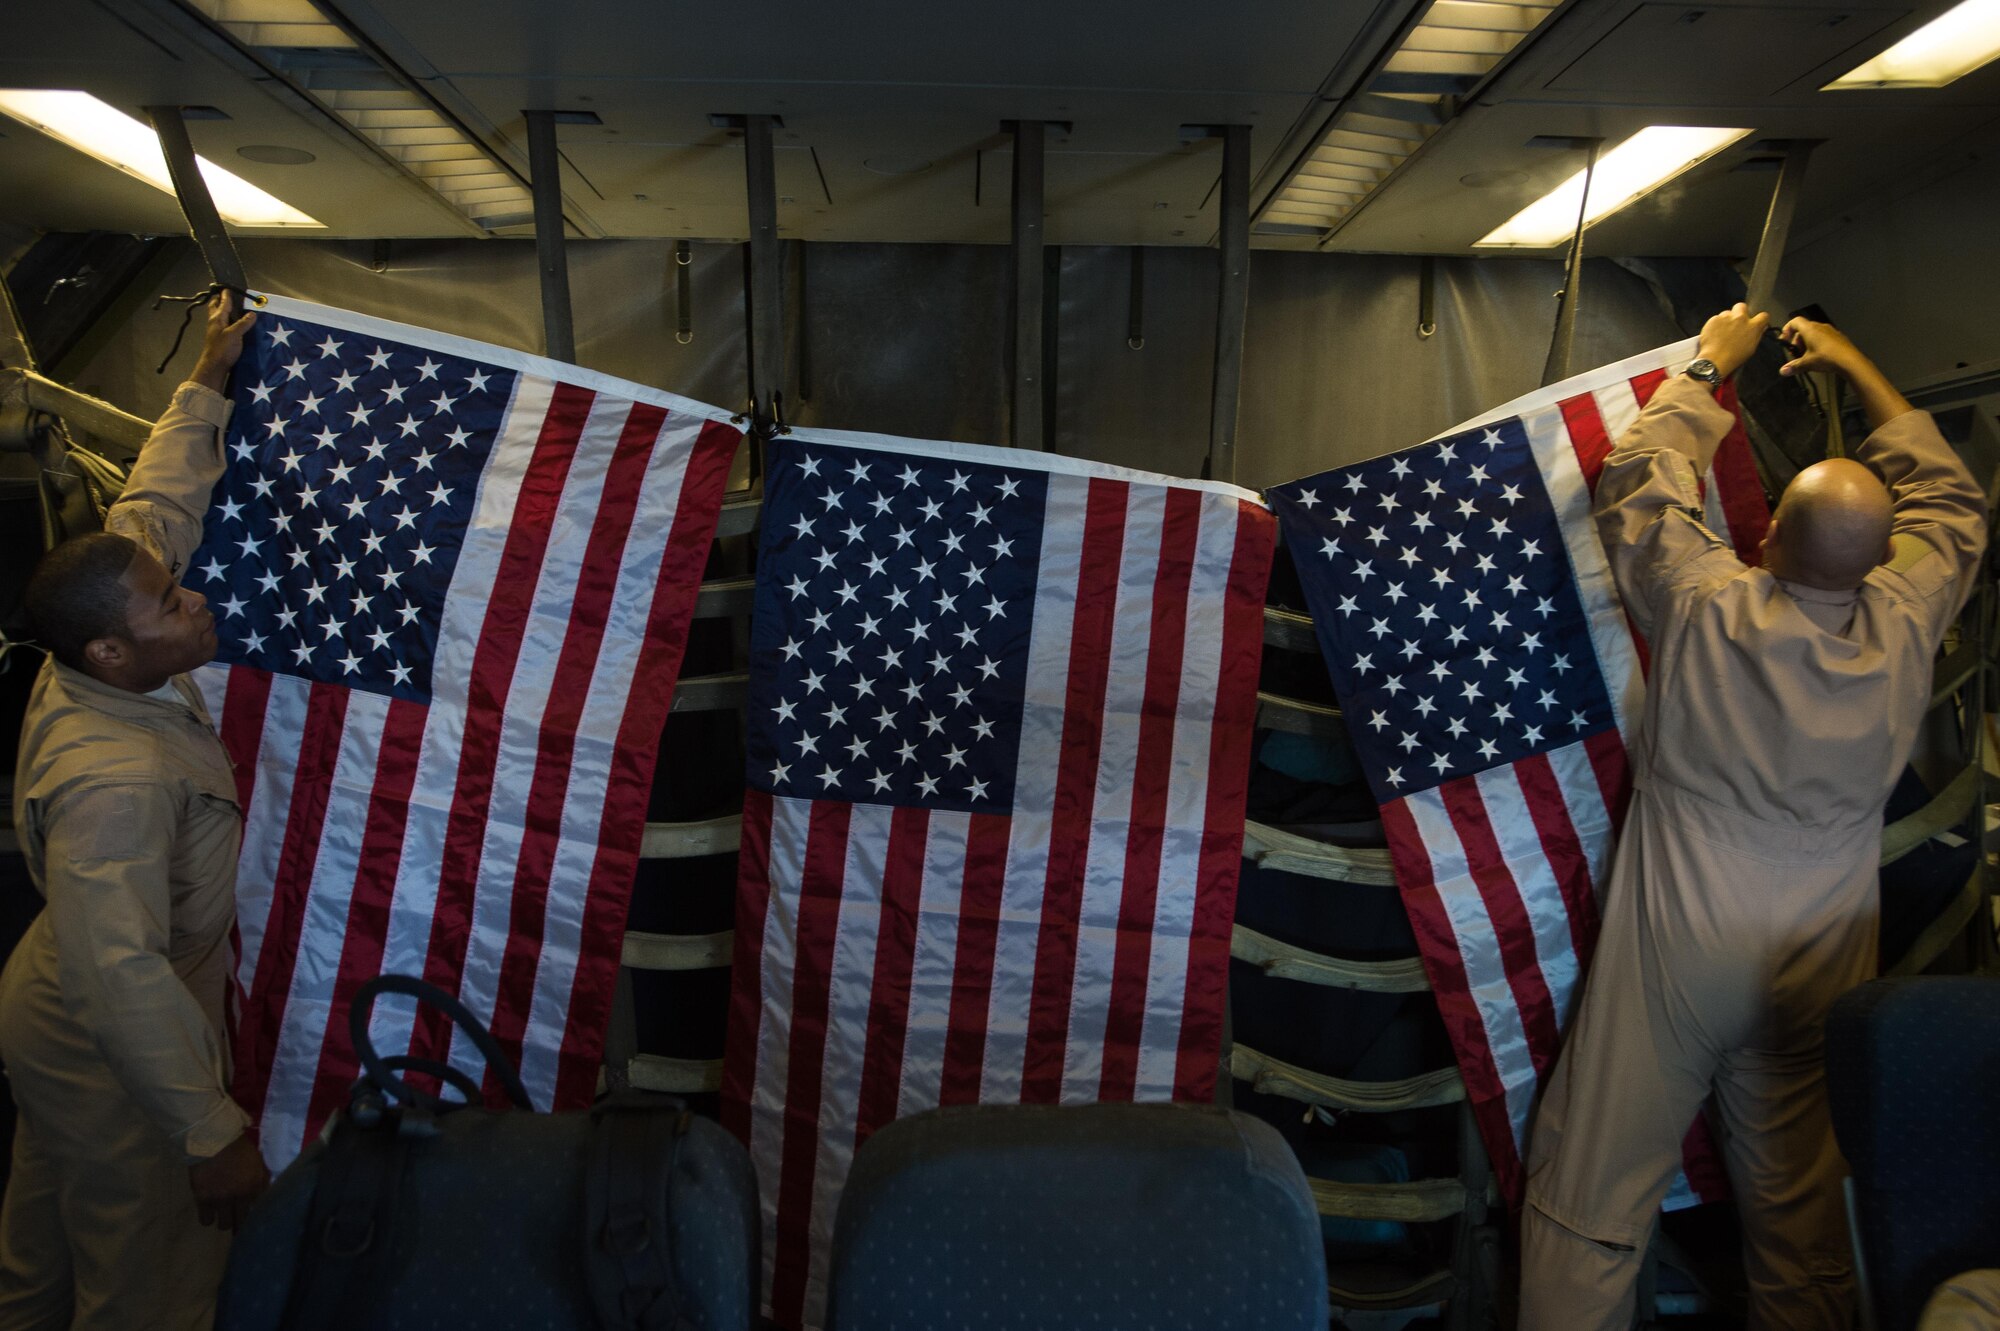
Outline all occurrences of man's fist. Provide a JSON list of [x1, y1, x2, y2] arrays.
[[188, 1131, 270, 1231], [1778, 316, 1866, 381], [1695, 302, 1769, 379], [190, 290, 257, 394]]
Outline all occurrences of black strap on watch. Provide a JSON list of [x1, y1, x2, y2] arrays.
[[1683, 357, 1722, 385]]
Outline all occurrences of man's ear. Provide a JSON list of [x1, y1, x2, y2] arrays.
[[83, 636, 127, 671]]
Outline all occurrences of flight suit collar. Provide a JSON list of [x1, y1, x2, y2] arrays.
[[1774, 577, 1860, 608], [44, 657, 209, 725]]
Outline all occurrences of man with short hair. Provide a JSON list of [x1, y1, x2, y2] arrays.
[[0, 293, 269, 1330], [1519, 305, 1988, 1328]]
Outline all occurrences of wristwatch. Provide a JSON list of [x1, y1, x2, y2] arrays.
[[1683, 357, 1722, 385]]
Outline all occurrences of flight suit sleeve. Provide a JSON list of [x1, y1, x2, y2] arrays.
[[40, 781, 251, 1162], [104, 381, 233, 581], [1853, 408, 1988, 644], [1591, 374, 1746, 640]]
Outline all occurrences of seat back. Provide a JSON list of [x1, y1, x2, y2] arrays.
[[825, 1102, 1328, 1330], [1827, 976, 2000, 1331]]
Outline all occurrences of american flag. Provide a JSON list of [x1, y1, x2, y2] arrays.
[[186, 293, 741, 1166], [722, 429, 1275, 1329], [1266, 339, 1766, 1211]]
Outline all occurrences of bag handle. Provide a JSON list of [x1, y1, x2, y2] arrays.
[[349, 974, 534, 1112]]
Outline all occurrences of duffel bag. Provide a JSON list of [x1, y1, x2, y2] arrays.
[[218, 974, 759, 1330]]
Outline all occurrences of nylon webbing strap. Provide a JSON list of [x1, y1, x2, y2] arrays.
[[1242, 821, 1397, 885], [1880, 761, 1980, 867], [1229, 1043, 1466, 1112], [585, 1094, 694, 1330], [1230, 924, 1431, 993], [283, 1111, 415, 1331]]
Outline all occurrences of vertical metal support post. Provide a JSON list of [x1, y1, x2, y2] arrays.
[[1010, 119, 1046, 451], [144, 106, 248, 293], [1541, 138, 1601, 388], [523, 110, 576, 364], [1744, 140, 1818, 318], [744, 114, 784, 476], [1206, 124, 1251, 484]]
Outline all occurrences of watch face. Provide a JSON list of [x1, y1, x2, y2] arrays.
[[1686, 358, 1720, 383]]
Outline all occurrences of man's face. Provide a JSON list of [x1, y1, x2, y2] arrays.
[[112, 547, 217, 682]]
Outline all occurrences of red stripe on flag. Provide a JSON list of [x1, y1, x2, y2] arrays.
[[1629, 367, 1670, 409], [852, 805, 930, 1144], [1174, 500, 1275, 1100], [1710, 379, 1771, 563], [1099, 488, 1200, 1101], [1382, 796, 1527, 1204], [1560, 393, 1614, 493], [218, 666, 273, 812], [769, 800, 852, 1327], [1439, 778, 1563, 1080], [299, 697, 429, 1145], [1020, 478, 1128, 1104], [484, 402, 668, 1089], [721, 787, 776, 1143], [1582, 728, 1634, 834], [554, 416, 742, 1110], [937, 812, 1011, 1107], [413, 382, 595, 1066], [1512, 753, 1602, 973], [1682, 1114, 1732, 1203], [234, 682, 349, 1124]]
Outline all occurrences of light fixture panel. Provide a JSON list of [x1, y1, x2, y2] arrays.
[[1825, 0, 2000, 88], [0, 89, 322, 228], [1475, 125, 1752, 248]]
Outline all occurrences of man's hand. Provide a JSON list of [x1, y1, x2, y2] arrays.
[[189, 290, 258, 395], [1778, 313, 1912, 430], [1777, 315, 1868, 381], [188, 1131, 270, 1231], [1695, 302, 1769, 379]]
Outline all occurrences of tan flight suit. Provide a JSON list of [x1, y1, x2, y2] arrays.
[[1920, 1271, 2000, 1331], [0, 383, 252, 1331], [1518, 375, 1987, 1330]]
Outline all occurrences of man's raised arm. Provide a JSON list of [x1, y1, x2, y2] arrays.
[[1591, 304, 1768, 639], [105, 293, 256, 579], [1780, 316, 1987, 633]]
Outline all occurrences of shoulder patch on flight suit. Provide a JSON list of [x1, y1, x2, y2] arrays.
[[58, 785, 157, 863]]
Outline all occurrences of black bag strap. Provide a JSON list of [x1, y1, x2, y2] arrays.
[[281, 1096, 421, 1331], [584, 1092, 697, 1330], [351, 973, 534, 1112]]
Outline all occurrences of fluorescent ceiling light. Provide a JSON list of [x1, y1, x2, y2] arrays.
[[1825, 0, 2000, 88], [0, 89, 322, 228], [1475, 125, 1752, 248]]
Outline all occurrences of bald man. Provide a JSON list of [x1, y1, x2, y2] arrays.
[[1518, 307, 1987, 1328]]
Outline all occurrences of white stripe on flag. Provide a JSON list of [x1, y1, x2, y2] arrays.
[[514, 411, 702, 1103], [1544, 738, 1618, 903], [1059, 481, 1161, 1100], [1520, 403, 1643, 741], [894, 810, 970, 1116], [801, 802, 892, 1317], [445, 390, 632, 1082], [982, 470, 1090, 1100], [1403, 785, 1541, 1153], [1474, 765, 1581, 1019], [257, 689, 390, 1160], [750, 793, 813, 1302], [233, 672, 314, 999], [370, 371, 547, 1062], [1133, 492, 1238, 1098]]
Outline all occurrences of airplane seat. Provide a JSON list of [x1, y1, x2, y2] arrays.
[[823, 1102, 1329, 1331], [1827, 975, 2000, 1331]]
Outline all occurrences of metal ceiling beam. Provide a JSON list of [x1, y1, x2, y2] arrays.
[[145, 105, 249, 293], [523, 110, 576, 363], [744, 112, 785, 445], [1010, 118, 1046, 452], [1207, 125, 1252, 484], [1744, 140, 1820, 319]]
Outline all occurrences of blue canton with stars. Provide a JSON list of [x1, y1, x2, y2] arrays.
[[187, 312, 516, 704], [1267, 418, 1615, 804], [747, 439, 1047, 815]]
